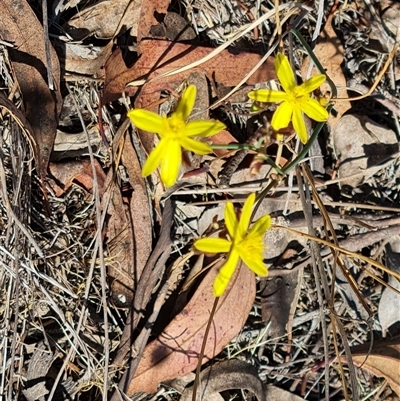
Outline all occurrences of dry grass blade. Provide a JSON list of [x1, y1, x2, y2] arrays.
[[301, 164, 361, 401]]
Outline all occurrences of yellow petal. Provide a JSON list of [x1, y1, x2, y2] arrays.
[[248, 215, 272, 237], [213, 249, 240, 297], [297, 74, 326, 96], [300, 97, 329, 122], [238, 193, 255, 239], [275, 53, 296, 93], [185, 120, 226, 137], [240, 251, 268, 276], [141, 140, 166, 177], [271, 101, 293, 130], [292, 106, 308, 144], [224, 201, 238, 240], [174, 84, 197, 121], [179, 137, 212, 154], [248, 89, 287, 103], [160, 139, 182, 187], [128, 109, 164, 133], [194, 238, 231, 254]]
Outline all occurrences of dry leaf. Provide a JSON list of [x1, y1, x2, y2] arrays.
[[106, 133, 152, 307], [347, 340, 400, 396], [265, 385, 306, 401], [121, 134, 152, 280], [105, 173, 136, 307], [332, 114, 398, 188], [127, 260, 256, 396], [180, 359, 266, 401], [103, 40, 276, 103], [55, 42, 111, 77], [301, 14, 351, 127], [0, 0, 62, 180], [210, 130, 239, 157], [378, 243, 400, 337], [63, 0, 142, 40], [260, 268, 302, 338], [150, 12, 196, 41], [52, 127, 107, 162], [135, 0, 170, 43], [48, 159, 106, 197]]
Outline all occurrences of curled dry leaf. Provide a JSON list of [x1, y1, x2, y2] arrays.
[[103, 40, 276, 103], [126, 260, 256, 396], [48, 159, 106, 197], [63, 0, 142, 40], [136, 0, 171, 42], [0, 0, 62, 180], [345, 340, 400, 396], [180, 359, 266, 401]]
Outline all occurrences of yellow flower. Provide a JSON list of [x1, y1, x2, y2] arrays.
[[194, 193, 271, 297], [127, 85, 226, 187], [248, 53, 329, 144]]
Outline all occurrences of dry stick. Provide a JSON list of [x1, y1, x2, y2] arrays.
[[41, 0, 54, 90], [274, 0, 283, 52], [274, 225, 400, 281], [112, 282, 170, 401], [301, 164, 358, 401], [303, 164, 372, 315], [191, 298, 219, 401], [0, 154, 43, 258], [48, 85, 109, 401], [8, 239, 21, 401], [295, 167, 331, 401], [71, 85, 110, 401], [346, 80, 400, 118], [111, 198, 173, 375]]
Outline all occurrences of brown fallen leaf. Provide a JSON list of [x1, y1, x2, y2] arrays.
[[63, 0, 142, 40], [48, 159, 106, 197], [127, 260, 256, 396], [105, 129, 152, 307], [104, 170, 136, 307], [103, 40, 276, 103], [180, 359, 266, 401], [210, 130, 239, 158], [260, 267, 302, 339], [332, 114, 398, 188], [55, 41, 111, 78], [345, 339, 400, 396], [0, 0, 62, 180], [301, 14, 351, 127], [121, 133, 152, 283], [136, 0, 171, 43]]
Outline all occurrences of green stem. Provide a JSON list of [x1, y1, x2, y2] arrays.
[[254, 104, 333, 217], [210, 143, 256, 151]]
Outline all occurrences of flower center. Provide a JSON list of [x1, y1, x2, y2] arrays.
[[164, 115, 186, 139], [235, 235, 263, 257]]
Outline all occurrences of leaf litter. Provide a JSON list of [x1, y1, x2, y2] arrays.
[[1, 0, 400, 401]]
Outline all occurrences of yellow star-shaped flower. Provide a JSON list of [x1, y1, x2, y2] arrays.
[[194, 193, 272, 297], [128, 85, 226, 187], [248, 53, 329, 144]]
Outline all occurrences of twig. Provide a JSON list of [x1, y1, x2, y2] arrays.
[[41, 0, 54, 90], [0, 152, 43, 257]]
